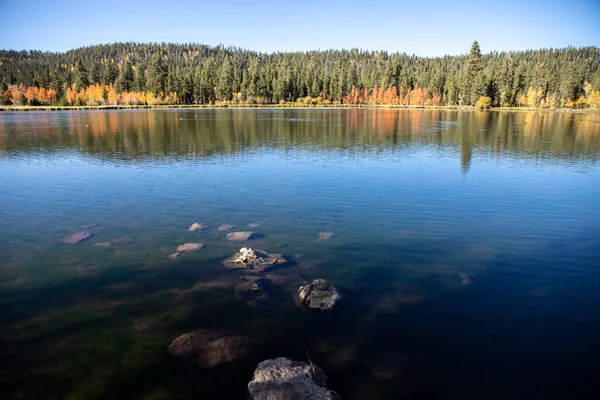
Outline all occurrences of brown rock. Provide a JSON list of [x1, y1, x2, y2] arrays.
[[167, 329, 248, 368], [226, 231, 256, 241]]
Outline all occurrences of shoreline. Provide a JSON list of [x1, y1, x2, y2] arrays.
[[0, 104, 598, 114]]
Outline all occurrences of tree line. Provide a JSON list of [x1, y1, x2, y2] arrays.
[[1, 41, 599, 108]]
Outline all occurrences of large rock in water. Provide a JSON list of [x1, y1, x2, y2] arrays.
[[63, 231, 93, 244], [167, 329, 248, 368], [223, 248, 287, 273], [248, 357, 340, 400], [226, 231, 256, 241], [298, 279, 341, 311]]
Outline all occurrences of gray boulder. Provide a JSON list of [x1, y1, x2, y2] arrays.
[[223, 248, 287, 273], [63, 231, 93, 244], [167, 329, 248, 368], [298, 279, 341, 311], [248, 357, 340, 400]]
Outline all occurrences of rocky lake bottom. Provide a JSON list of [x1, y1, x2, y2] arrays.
[[1, 109, 600, 399]]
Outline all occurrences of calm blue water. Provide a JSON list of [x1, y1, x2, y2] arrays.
[[1, 109, 599, 399]]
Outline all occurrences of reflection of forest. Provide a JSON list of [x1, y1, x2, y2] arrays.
[[1, 110, 599, 166]]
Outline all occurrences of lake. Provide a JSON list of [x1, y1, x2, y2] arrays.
[[1, 109, 599, 400]]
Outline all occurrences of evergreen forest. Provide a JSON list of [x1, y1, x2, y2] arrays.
[[1, 41, 600, 108]]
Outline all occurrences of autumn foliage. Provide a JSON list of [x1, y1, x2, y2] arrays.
[[342, 85, 444, 106], [3, 83, 179, 107], [2, 82, 600, 109]]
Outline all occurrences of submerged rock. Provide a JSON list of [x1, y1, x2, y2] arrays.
[[80, 223, 97, 230], [111, 236, 134, 244], [235, 276, 272, 306], [167, 329, 248, 368], [458, 272, 474, 286], [297, 279, 341, 311], [364, 351, 408, 380], [265, 273, 307, 289], [318, 231, 335, 240], [248, 357, 340, 400], [63, 231, 93, 244], [247, 222, 260, 228], [218, 224, 235, 231], [226, 231, 256, 241], [188, 222, 211, 232], [92, 242, 112, 248], [223, 248, 287, 273], [169, 242, 204, 259]]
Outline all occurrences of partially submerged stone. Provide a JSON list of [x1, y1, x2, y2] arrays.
[[188, 222, 211, 232], [80, 223, 97, 230], [318, 231, 335, 240], [218, 224, 235, 231], [167, 329, 248, 368], [92, 242, 112, 248], [298, 279, 341, 311], [223, 248, 287, 273], [169, 242, 204, 259], [226, 231, 256, 241], [248, 357, 340, 400], [247, 222, 260, 228], [63, 231, 93, 244]]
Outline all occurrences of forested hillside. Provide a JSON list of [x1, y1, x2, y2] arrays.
[[1, 41, 600, 108]]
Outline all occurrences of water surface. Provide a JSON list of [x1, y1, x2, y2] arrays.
[[1, 109, 600, 399]]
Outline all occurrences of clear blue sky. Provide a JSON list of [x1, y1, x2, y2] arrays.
[[0, 0, 599, 56]]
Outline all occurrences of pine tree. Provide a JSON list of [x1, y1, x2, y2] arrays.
[[88, 61, 101, 85], [146, 53, 167, 95], [116, 59, 134, 92], [133, 66, 146, 92], [73, 59, 89, 91], [102, 62, 119, 86], [49, 69, 64, 101], [466, 41, 483, 105], [216, 56, 234, 100]]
